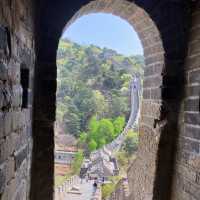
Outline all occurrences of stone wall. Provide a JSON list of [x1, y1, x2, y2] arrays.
[[108, 179, 129, 200], [127, 1, 191, 199], [171, 4, 200, 200], [30, 0, 193, 199], [127, 2, 200, 200], [31, 1, 164, 199], [0, 0, 35, 199], [0, 1, 199, 200]]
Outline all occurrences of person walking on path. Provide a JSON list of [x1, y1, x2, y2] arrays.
[[93, 178, 98, 193]]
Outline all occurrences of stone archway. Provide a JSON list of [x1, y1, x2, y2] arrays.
[[31, 1, 190, 200], [61, 1, 165, 199]]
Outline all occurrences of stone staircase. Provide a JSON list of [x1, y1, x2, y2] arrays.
[[55, 175, 79, 200], [55, 176, 102, 200]]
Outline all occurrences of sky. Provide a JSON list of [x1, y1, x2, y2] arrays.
[[62, 13, 143, 56]]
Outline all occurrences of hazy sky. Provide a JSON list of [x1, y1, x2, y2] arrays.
[[62, 13, 143, 56]]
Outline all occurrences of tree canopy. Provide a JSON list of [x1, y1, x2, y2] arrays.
[[56, 39, 144, 146]]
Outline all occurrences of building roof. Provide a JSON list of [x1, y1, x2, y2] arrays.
[[55, 134, 77, 152]]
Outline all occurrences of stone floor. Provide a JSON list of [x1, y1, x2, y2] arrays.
[[64, 179, 94, 200]]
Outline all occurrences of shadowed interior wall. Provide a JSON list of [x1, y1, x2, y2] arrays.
[[171, 4, 200, 200]]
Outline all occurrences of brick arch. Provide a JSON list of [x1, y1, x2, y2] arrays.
[[59, 3, 166, 199], [63, 0, 164, 64], [31, 1, 190, 200]]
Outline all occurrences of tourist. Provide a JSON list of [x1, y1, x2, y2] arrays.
[[93, 178, 98, 193]]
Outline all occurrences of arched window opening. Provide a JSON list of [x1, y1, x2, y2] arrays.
[[30, 1, 168, 200], [55, 12, 144, 199]]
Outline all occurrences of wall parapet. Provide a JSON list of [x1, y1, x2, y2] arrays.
[[54, 175, 79, 200], [107, 178, 130, 200]]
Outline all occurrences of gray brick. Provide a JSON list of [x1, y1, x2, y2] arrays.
[[151, 88, 162, 99], [12, 84, 22, 108], [185, 113, 200, 126], [186, 85, 200, 97], [143, 89, 151, 99], [184, 99, 199, 112], [0, 112, 3, 139], [14, 181, 27, 200], [3, 112, 12, 136], [0, 84, 12, 111], [0, 135, 14, 165], [0, 62, 8, 81], [184, 125, 200, 141], [12, 111, 23, 131], [5, 158, 15, 184], [14, 146, 28, 170], [189, 70, 200, 84], [0, 163, 6, 194], [0, 26, 7, 51], [182, 138, 200, 154]]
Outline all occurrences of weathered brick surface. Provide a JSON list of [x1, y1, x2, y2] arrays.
[[32, 0, 195, 200], [184, 125, 200, 140], [171, 5, 200, 200], [0, 0, 34, 199], [0, 164, 6, 194], [184, 99, 199, 112], [185, 113, 200, 126], [108, 179, 129, 200], [14, 146, 28, 170], [188, 69, 200, 84], [0, 0, 199, 200]]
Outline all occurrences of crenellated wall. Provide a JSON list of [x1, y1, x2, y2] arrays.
[[0, 0, 35, 199]]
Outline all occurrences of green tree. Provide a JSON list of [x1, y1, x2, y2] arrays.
[[102, 184, 116, 199], [111, 95, 129, 118], [93, 90, 109, 118], [73, 86, 97, 130], [97, 118, 115, 143], [78, 132, 87, 149], [71, 150, 84, 174], [78, 116, 127, 153], [116, 151, 128, 167], [56, 38, 143, 139], [79, 132, 87, 143], [113, 116, 125, 137], [98, 138, 106, 148], [88, 139, 97, 152], [123, 130, 139, 155], [87, 116, 99, 141], [63, 112, 80, 137], [56, 102, 68, 122]]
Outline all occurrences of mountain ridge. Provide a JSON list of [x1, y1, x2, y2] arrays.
[[56, 38, 144, 137]]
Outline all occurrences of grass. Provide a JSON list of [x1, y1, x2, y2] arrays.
[[102, 183, 116, 199], [102, 176, 122, 199]]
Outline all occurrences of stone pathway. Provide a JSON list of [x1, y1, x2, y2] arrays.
[[64, 179, 94, 200]]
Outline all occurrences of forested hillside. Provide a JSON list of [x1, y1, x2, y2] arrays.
[[56, 38, 144, 150]]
